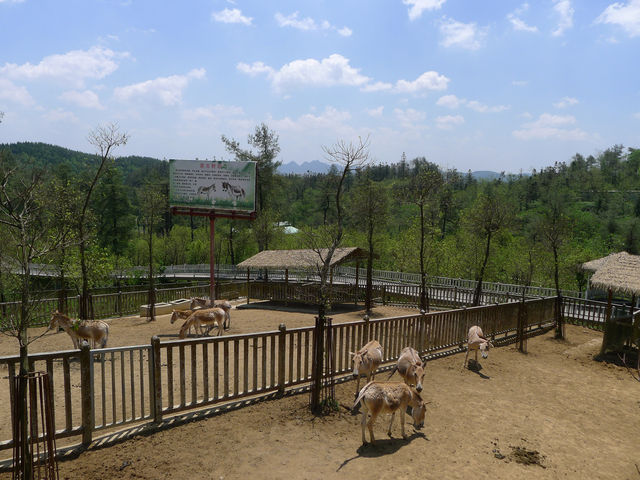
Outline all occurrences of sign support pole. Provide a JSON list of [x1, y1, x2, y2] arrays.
[[210, 215, 216, 301]]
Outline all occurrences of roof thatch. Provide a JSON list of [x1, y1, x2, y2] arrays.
[[237, 248, 371, 270], [582, 252, 630, 272], [589, 252, 640, 296]]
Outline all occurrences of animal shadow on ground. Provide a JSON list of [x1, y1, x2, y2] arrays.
[[337, 432, 428, 471], [468, 360, 490, 379]]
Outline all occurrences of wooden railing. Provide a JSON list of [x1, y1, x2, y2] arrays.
[[0, 296, 557, 455], [0, 282, 244, 328]]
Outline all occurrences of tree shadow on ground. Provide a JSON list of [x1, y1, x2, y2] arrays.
[[337, 431, 428, 471]]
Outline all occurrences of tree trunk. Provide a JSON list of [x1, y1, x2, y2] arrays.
[[148, 229, 155, 322], [473, 231, 492, 306], [419, 203, 428, 312], [553, 245, 564, 339], [365, 219, 374, 314], [17, 266, 31, 479], [79, 222, 89, 320]]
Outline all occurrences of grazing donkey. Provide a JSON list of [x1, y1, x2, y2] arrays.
[[197, 183, 216, 199], [49, 311, 109, 349], [351, 340, 383, 397], [463, 325, 493, 369], [178, 308, 226, 338], [388, 346, 425, 392], [190, 297, 233, 329], [354, 382, 425, 445]]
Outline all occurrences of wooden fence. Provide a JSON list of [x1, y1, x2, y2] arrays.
[[0, 296, 557, 456], [0, 282, 244, 328]]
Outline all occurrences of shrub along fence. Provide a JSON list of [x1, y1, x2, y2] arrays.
[[0, 296, 557, 457]]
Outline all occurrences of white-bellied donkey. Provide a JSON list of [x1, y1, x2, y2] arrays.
[[463, 325, 494, 369], [351, 340, 383, 397], [353, 381, 425, 445], [388, 346, 425, 392], [49, 311, 109, 349], [179, 307, 226, 338], [190, 298, 233, 329]]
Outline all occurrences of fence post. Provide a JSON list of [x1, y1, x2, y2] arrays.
[[246, 268, 251, 305], [382, 285, 387, 306], [80, 342, 94, 445], [363, 314, 370, 344], [117, 290, 122, 318], [150, 336, 163, 423], [419, 309, 427, 354], [277, 324, 286, 396]]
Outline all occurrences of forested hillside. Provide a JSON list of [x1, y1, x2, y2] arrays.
[[1, 133, 639, 296]]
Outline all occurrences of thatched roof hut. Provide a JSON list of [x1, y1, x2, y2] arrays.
[[582, 252, 631, 273], [588, 252, 640, 297], [237, 247, 371, 270]]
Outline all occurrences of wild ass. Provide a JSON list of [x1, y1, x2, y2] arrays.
[[190, 297, 232, 329], [388, 346, 425, 392], [353, 382, 425, 445], [178, 307, 226, 338], [49, 311, 109, 349], [197, 183, 216, 199], [351, 340, 383, 397], [463, 325, 493, 369], [222, 182, 245, 202]]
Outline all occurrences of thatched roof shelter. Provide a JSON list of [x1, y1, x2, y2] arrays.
[[588, 252, 640, 296], [582, 252, 630, 273], [237, 247, 371, 270]]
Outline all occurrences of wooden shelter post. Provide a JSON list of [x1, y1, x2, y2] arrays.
[[285, 269, 289, 306], [246, 268, 250, 304], [354, 260, 359, 305]]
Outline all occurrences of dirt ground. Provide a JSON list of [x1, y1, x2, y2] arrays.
[[3, 318, 640, 480]]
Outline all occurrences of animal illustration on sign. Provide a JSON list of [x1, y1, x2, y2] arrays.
[[197, 183, 216, 200], [222, 182, 245, 202]]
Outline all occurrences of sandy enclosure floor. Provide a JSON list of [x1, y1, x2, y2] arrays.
[[3, 322, 640, 480]]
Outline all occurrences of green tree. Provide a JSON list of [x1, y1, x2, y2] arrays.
[[349, 169, 389, 313], [466, 185, 512, 306], [78, 123, 128, 319], [397, 160, 443, 311]]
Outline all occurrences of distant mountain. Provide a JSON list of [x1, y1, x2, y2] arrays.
[[471, 171, 501, 180], [278, 160, 330, 175]]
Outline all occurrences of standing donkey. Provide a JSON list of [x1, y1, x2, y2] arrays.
[[49, 311, 109, 349]]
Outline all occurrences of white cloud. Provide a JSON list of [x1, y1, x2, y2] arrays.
[[395, 71, 449, 92], [182, 105, 245, 121], [507, 3, 539, 32], [60, 89, 104, 109], [212, 8, 252, 25], [271, 106, 352, 132], [238, 54, 369, 91], [275, 12, 352, 36], [439, 18, 487, 50], [275, 12, 316, 30], [553, 96, 579, 108], [436, 114, 464, 129], [366, 106, 384, 118], [552, 0, 574, 37], [634, 112, 640, 119], [436, 94, 509, 112], [0, 46, 125, 87], [403, 0, 446, 21], [436, 94, 464, 108], [42, 108, 78, 123], [395, 108, 426, 123], [361, 81, 393, 92], [0, 78, 34, 105], [513, 113, 588, 140], [114, 68, 205, 106], [238, 55, 448, 95], [0, 0, 26, 3], [466, 100, 509, 113], [596, 0, 640, 38], [512, 80, 529, 86]]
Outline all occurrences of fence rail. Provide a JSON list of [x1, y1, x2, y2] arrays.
[[0, 296, 557, 455]]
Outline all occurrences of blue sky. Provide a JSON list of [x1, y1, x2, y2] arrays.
[[0, 0, 639, 173]]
